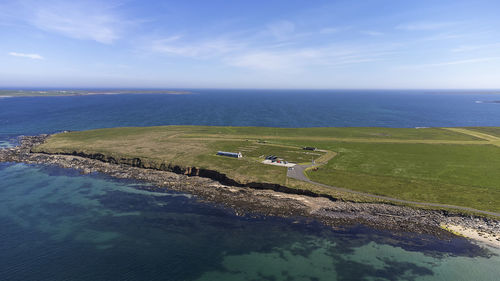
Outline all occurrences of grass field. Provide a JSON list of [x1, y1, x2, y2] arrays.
[[33, 126, 500, 213]]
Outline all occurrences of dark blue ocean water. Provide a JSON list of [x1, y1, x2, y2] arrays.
[[1, 90, 500, 281], [1, 90, 500, 136]]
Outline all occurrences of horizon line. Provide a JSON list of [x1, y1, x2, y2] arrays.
[[1, 87, 500, 91]]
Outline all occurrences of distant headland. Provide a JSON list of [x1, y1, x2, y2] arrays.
[[0, 89, 192, 97]]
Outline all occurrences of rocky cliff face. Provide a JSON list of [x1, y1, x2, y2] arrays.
[[2, 135, 499, 245], [40, 148, 338, 201]]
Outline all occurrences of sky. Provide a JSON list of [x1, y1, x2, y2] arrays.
[[1, 0, 500, 89]]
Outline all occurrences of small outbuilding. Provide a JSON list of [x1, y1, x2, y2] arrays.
[[217, 151, 243, 158]]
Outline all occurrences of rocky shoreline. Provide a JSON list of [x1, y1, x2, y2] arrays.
[[1, 135, 499, 247]]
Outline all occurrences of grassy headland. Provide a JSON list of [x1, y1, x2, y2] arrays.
[[33, 126, 500, 213]]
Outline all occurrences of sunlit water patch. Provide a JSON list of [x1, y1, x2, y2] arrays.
[[0, 163, 499, 281], [0, 134, 17, 148]]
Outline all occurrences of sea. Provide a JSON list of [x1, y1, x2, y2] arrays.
[[1, 89, 500, 281]]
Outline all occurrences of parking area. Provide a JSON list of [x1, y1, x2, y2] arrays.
[[261, 159, 296, 167]]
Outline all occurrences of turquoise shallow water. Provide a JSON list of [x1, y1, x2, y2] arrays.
[[1, 90, 500, 280], [0, 162, 499, 281]]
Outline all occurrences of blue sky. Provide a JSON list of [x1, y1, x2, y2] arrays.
[[1, 0, 499, 89]]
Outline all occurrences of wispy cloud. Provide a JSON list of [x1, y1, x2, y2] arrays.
[[227, 51, 296, 70], [452, 42, 500, 52], [226, 45, 392, 71], [266, 20, 295, 40], [401, 57, 500, 69], [150, 36, 244, 58], [31, 1, 125, 43], [145, 17, 398, 72], [3, 0, 129, 44], [420, 33, 465, 42], [426, 57, 500, 67], [319, 27, 341, 34], [8, 52, 44, 60], [396, 21, 457, 31], [361, 30, 383, 36]]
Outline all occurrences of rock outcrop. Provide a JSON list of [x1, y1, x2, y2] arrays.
[[1, 135, 499, 245]]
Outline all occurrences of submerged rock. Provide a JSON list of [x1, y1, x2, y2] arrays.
[[1, 135, 499, 243]]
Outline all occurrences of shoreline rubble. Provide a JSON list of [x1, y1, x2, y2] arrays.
[[1, 135, 499, 248]]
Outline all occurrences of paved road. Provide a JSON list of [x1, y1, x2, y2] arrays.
[[287, 164, 313, 182], [287, 164, 500, 218]]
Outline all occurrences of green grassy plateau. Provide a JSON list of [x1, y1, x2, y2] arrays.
[[33, 126, 500, 213]]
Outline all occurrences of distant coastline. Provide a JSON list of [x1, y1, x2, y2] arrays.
[[0, 89, 192, 97]]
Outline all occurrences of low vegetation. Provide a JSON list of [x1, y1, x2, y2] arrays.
[[34, 126, 500, 213]]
